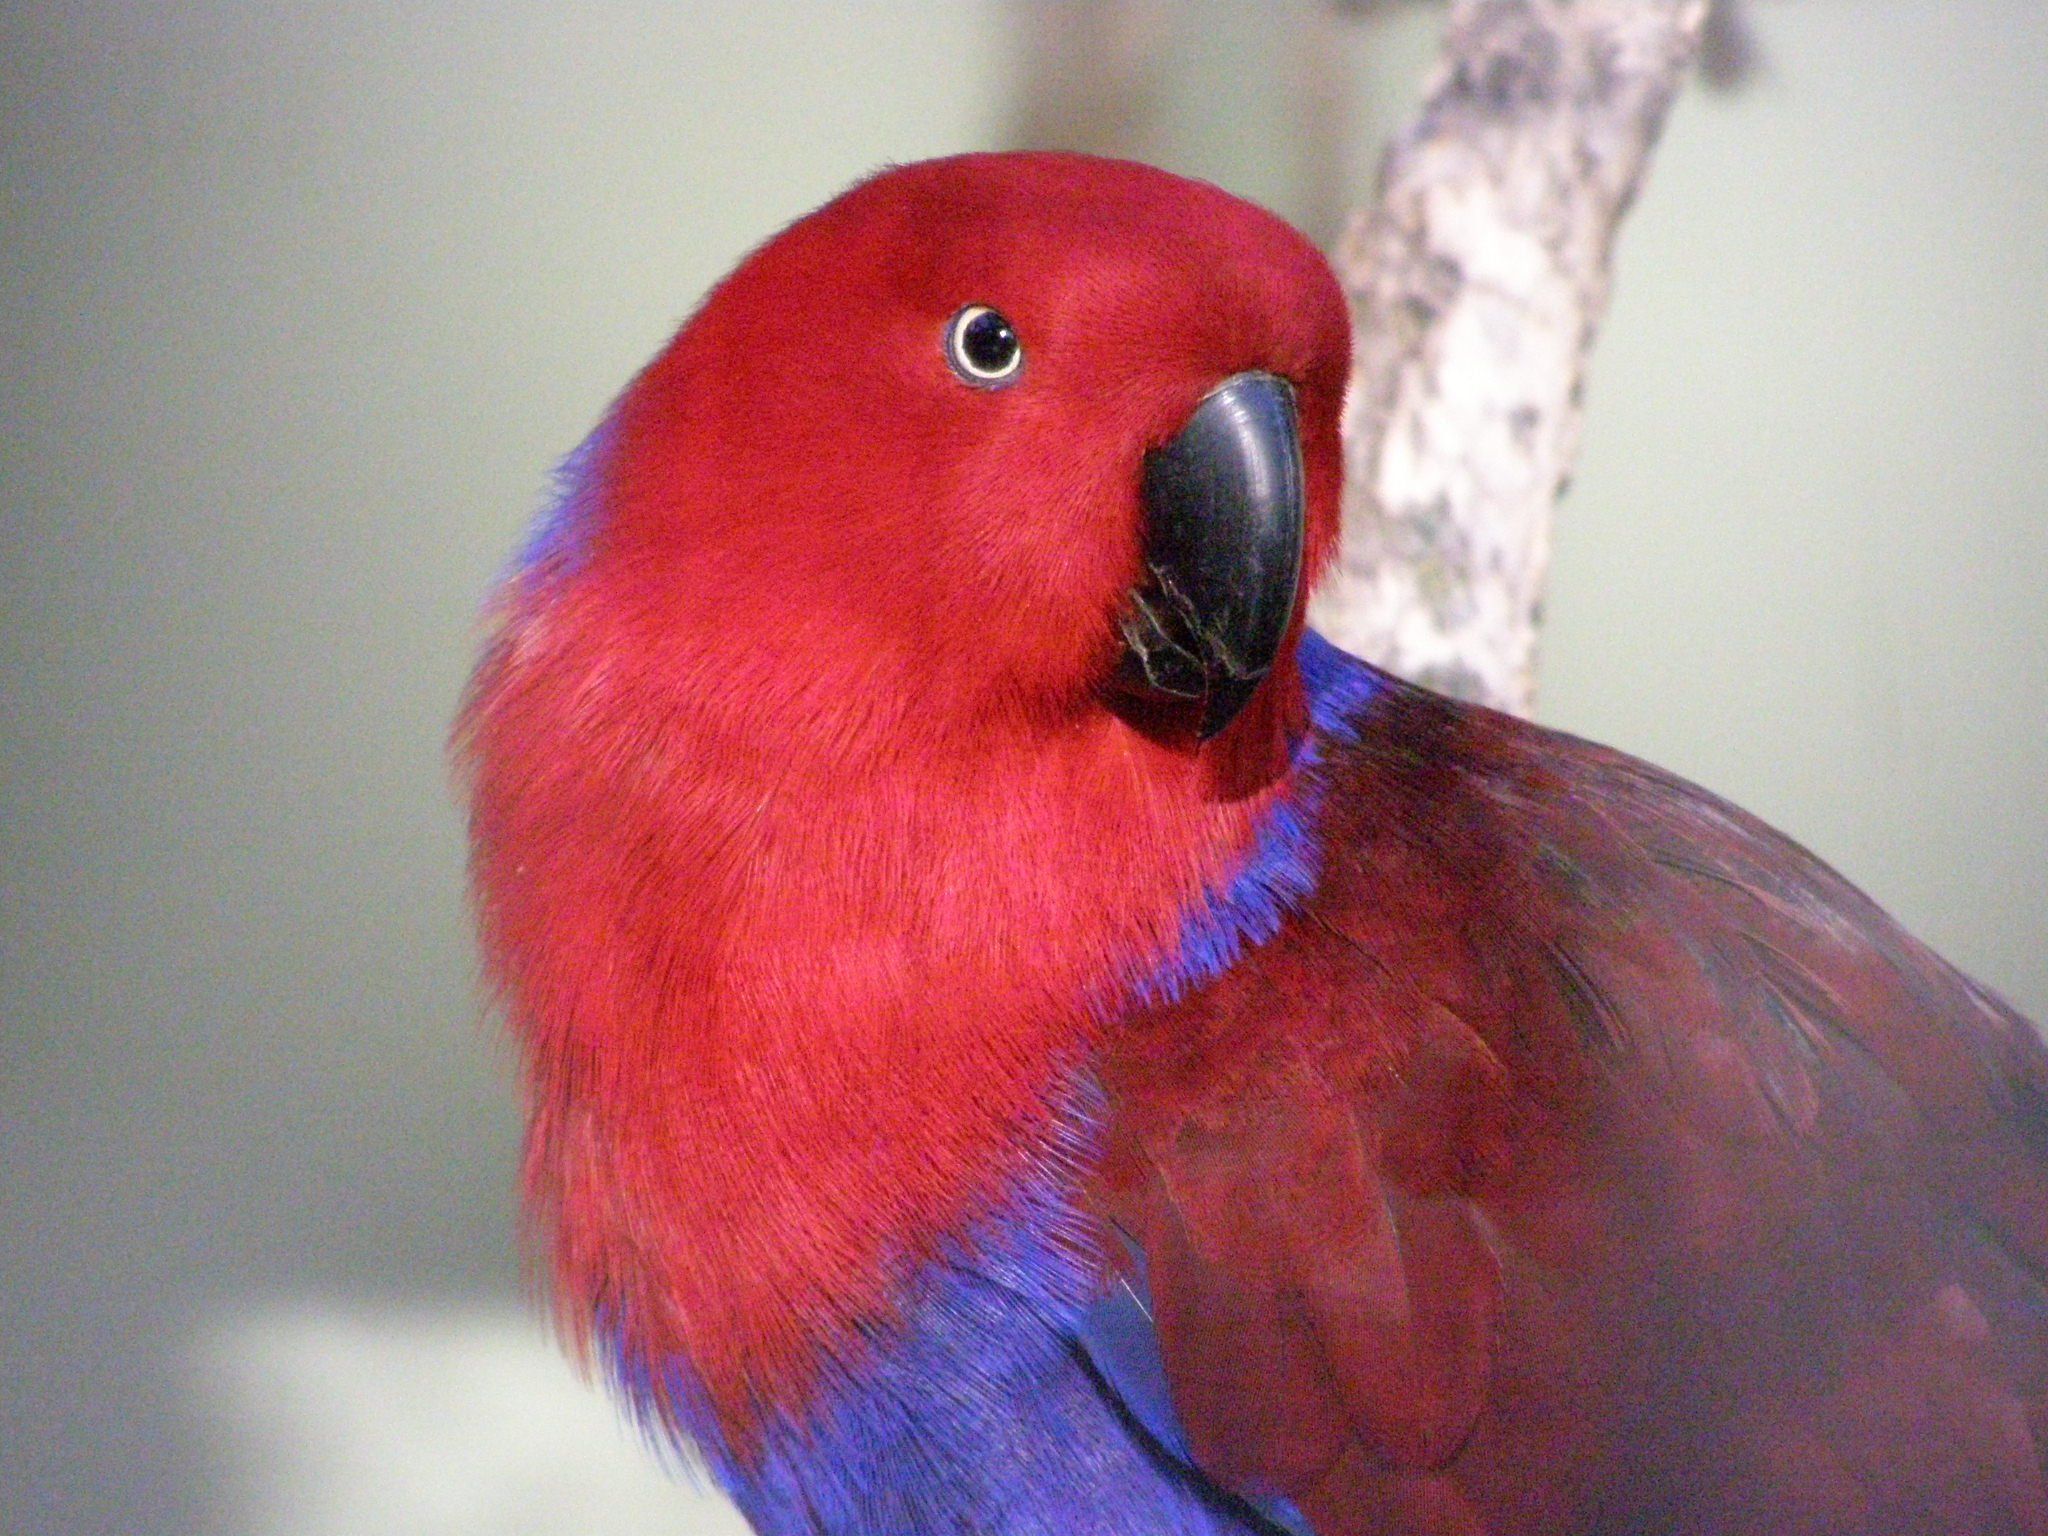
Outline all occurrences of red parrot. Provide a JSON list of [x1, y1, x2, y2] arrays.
[[458, 153, 2048, 1535]]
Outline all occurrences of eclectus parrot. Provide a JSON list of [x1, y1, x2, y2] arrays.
[[458, 154, 2048, 1535]]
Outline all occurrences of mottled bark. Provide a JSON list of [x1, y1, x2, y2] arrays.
[[1310, 0, 1709, 713]]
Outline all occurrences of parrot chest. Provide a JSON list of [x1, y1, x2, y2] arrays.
[[680, 1146, 1271, 1536]]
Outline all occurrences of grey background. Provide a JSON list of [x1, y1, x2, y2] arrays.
[[3, 4, 2043, 1533]]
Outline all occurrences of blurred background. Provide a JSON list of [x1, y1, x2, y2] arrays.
[[3, 3, 2044, 1533]]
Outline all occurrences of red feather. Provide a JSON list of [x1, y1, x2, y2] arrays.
[[1097, 675, 2048, 1534]]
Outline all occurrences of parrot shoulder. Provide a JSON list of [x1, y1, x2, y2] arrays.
[[1093, 666, 2048, 1534]]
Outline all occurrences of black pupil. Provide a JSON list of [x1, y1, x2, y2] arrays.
[[961, 310, 1018, 374]]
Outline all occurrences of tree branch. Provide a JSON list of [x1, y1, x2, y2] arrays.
[[1310, 0, 1709, 712]]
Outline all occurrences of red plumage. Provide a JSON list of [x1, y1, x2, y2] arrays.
[[1099, 678, 2048, 1533]]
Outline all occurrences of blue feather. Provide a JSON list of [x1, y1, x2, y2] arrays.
[[1074, 1249, 1317, 1536], [512, 414, 614, 578], [609, 1110, 1273, 1536]]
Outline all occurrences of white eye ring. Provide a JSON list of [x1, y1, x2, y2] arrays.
[[945, 305, 1023, 386]]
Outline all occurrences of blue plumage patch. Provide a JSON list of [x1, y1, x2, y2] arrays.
[[608, 1112, 1274, 1536], [1073, 1244, 1317, 1536], [512, 414, 615, 577]]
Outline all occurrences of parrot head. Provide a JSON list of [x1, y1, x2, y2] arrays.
[[553, 151, 1347, 756], [459, 153, 1351, 1432]]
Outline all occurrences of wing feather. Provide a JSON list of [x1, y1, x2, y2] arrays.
[[1092, 671, 2048, 1534]]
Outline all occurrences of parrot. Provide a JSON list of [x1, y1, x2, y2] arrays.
[[457, 152, 2048, 1535]]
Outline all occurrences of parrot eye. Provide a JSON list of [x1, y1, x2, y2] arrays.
[[945, 306, 1022, 387]]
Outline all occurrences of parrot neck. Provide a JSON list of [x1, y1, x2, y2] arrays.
[[1130, 632, 1385, 1009], [472, 563, 1381, 1442]]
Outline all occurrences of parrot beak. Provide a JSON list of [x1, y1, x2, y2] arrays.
[[1110, 371, 1306, 741]]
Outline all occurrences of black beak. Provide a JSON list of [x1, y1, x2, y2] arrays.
[[1111, 372, 1306, 740]]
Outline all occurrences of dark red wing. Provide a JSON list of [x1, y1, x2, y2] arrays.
[[1095, 676, 2048, 1536]]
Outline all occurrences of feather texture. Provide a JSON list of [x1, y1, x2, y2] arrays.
[[1097, 645, 2048, 1535]]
